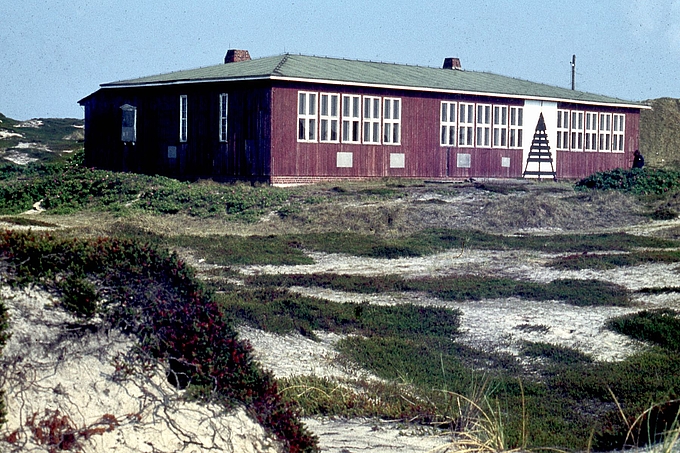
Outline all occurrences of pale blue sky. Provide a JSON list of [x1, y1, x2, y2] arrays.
[[1, 0, 679, 120]]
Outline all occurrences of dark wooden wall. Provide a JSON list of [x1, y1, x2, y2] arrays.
[[82, 81, 272, 181]]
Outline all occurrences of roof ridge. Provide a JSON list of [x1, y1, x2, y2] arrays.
[[272, 54, 290, 76]]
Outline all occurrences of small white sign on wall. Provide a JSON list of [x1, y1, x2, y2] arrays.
[[167, 146, 177, 159], [390, 153, 405, 168], [336, 152, 353, 168], [457, 153, 471, 168], [501, 157, 511, 168]]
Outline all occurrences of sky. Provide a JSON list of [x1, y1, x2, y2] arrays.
[[1, 0, 680, 120]]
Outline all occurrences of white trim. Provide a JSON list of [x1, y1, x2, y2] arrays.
[[492, 105, 508, 148], [219, 93, 228, 142], [101, 75, 648, 110], [297, 91, 318, 142], [319, 93, 340, 143], [458, 102, 474, 147], [476, 103, 492, 147], [179, 95, 188, 143], [362, 95, 382, 144], [440, 101, 456, 146], [342, 94, 361, 143], [383, 97, 401, 145]]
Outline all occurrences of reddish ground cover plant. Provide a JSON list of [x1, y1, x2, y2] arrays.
[[0, 230, 318, 453]]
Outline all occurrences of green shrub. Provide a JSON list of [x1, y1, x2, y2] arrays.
[[607, 309, 680, 351], [521, 341, 593, 365], [575, 168, 680, 195]]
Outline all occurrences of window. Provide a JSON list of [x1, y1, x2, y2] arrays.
[[363, 96, 382, 144], [320, 93, 340, 143], [556, 110, 569, 150], [219, 93, 228, 142], [493, 105, 508, 148], [509, 107, 523, 148], [298, 92, 318, 142], [571, 111, 584, 151], [342, 95, 361, 143], [585, 112, 598, 151], [612, 114, 625, 152], [458, 103, 474, 147], [476, 104, 491, 147], [440, 101, 456, 146], [120, 104, 136, 143], [383, 98, 401, 145], [179, 95, 188, 142], [599, 113, 611, 152]]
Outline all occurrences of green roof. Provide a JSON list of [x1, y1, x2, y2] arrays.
[[101, 54, 643, 108]]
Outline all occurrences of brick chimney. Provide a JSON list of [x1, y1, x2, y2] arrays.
[[224, 49, 251, 64], [443, 57, 461, 70]]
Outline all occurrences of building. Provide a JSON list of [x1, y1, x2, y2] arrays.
[[79, 50, 647, 185]]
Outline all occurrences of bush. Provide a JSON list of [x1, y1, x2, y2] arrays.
[[0, 230, 317, 452], [575, 168, 680, 195], [607, 309, 680, 351]]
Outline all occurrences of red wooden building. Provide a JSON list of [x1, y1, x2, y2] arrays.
[[79, 50, 647, 184]]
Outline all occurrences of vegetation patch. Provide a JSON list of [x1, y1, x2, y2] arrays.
[[217, 288, 460, 340], [521, 341, 593, 365], [607, 309, 680, 351], [0, 230, 317, 452], [549, 250, 680, 270], [248, 273, 631, 307], [0, 217, 58, 227], [575, 168, 680, 195], [0, 151, 292, 221]]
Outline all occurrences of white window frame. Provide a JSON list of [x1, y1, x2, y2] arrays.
[[599, 112, 612, 152], [492, 105, 508, 148], [556, 109, 569, 150], [363, 96, 382, 144], [297, 91, 318, 142], [342, 95, 361, 144], [219, 93, 228, 142], [476, 104, 491, 147], [570, 111, 584, 151], [509, 106, 523, 148], [458, 102, 475, 147], [179, 95, 188, 143], [585, 112, 598, 151], [383, 97, 401, 145], [319, 93, 340, 143], [440, 101, 457, 146], [612, 113, 625, 153]]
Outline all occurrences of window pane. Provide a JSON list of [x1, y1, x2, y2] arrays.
[[321, 95, 328, 116], [299, 119, 306, 140], [309, 119, 316, 140], [384, 124, 391, 143], [442, 104, 447, 122], [331, 120, 338, 141], [352, 121, 359, 141], [517, 108, 523, 126], [331, 95, 338, 117], [385, 100, 391, 119], [364, 122, 370, 141], [353, 97, 359, 117], [393, 100, 400, 119], [393, 124, 399, 143], [450, 104, 456, 123], [309, 94, 316, 115], [449, 127, 455, 145], [343, 97, 350, 116], [321, 119, 328, 141], [299, 93, 306, 115], [373, 123, 379, 142]]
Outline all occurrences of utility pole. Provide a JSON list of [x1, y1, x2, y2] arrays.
[[571, 55, 576, 90]]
